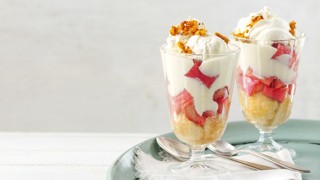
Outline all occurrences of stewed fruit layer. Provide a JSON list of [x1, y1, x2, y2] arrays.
[[236, 67, 296, 102], [172, 113, 227, 145], [168, 87, 230, 145]]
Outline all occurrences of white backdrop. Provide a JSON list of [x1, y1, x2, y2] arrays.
[[0, 0, 319, 133]]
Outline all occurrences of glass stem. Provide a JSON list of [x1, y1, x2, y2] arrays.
[[258, 130, 274, 144], [190, 146, 205, 164]]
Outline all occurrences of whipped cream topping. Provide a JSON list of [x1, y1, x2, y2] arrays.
[[166, 35, 190, 53], [234, 7, 295, 40], [186, 35, 228, 54], [166, 18, 228, 55]]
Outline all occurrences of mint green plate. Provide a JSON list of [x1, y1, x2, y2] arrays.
[[107, 120, 320, 180]]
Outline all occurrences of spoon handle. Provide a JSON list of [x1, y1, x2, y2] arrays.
[[239, 149, 311, 173], [208, 153, 276, 171]]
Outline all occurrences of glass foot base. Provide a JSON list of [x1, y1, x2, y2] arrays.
[[238, 141, 296, 158], [170, 160, 226, 176]]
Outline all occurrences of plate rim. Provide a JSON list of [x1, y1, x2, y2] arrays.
[[107, 119, 320, 179]]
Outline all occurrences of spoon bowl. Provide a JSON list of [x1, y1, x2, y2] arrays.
[[156, 136, 190, 161], [156, 137, 277, 171], [210, 140, 238, 156], [208, 139, 311, 173]]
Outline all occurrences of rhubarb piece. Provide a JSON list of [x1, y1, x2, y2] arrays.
[[223, 97, 231, 115], [243, 75, 264, 96], [292, 58, 299, 71], [213, 86, 228, 101], [289, 52, 297, 68], [261, 76, 275, 86], [270, 78, 285, 89], [202, 110, 215, 118], [185, 104, 205, 126], [185, 60, 219, 88], [262, 85, 288, 102], [244, 67, 259, 79], [288, 84, 295, 95], [272, 43, 291, 59], [236, 68, 244, 86], [216, 97, 228, 114], [169, 89, 193, 113], [272, 43, 298, 69], [213, 86, 229, 114]]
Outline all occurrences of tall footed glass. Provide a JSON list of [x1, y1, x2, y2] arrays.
[[232, 33, 305, 157], [160, 44, 239, 175]]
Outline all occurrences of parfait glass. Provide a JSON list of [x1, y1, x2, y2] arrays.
[[160, 44, 239, 174], [232, 33, 305, 157]]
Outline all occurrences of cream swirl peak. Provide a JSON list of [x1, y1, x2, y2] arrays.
[[233, 7, 296, 40], [166, 18, 229, 55]]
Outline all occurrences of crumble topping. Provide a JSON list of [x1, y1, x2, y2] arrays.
[[215, 32, 229, 44], [247, 15, 264, 29], [169, 19, 208, 54], [233, 15, 264, 39], [169, 20, 207, 36], [177, 41, 192, 54], [289, 21, 296, 36]]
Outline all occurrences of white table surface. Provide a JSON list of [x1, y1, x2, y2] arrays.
[[0, 132, 158, 180]]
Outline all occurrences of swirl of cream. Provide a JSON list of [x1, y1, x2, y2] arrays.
[[234, 7, 294, 40]]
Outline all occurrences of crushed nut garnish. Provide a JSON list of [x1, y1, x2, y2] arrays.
[[177, 41, 192, 54], [247, 15, 264, 28], [233, 15, 264, 39], [195, 29, 207, 36], [232, 31, 247, 39], [289, 21, 296, 36], [169, 26, 179, 36], [169, 19, 207, 36], [215, 32, 229, 44]]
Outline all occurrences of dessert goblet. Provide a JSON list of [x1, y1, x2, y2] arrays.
[[160, 43, 239, 174], [233, 33, 305, 157]]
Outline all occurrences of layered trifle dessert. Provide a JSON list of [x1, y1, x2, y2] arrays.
[[161, 18, 239, 145], [232, 7, 302, 131]]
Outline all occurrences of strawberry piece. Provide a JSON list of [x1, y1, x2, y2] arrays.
[[185, 60, 219, 88], [185, 104, 205, 126], [243, 75, 264, 96], [272, 43, 291, 59], [262, 85, 288, 102]]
